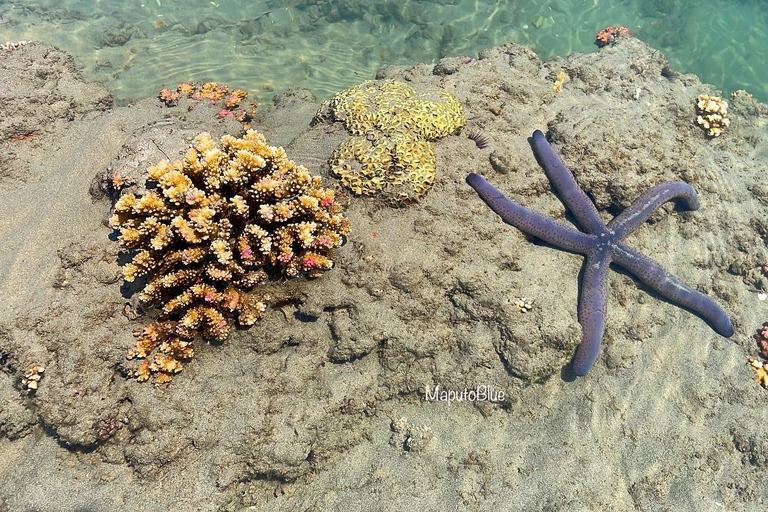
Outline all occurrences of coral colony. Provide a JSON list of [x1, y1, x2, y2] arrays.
[[158, 82, 257, 127], [695, 94, 730, 137], [111, 130, 350, 383], [313, 79, 465, 205], [467, 130, 733, 376], [594, 26, 634, 47]]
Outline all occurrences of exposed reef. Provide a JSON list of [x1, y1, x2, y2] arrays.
[[110, 130, 350, 383], [3, 38, 768, 512], [0, 42, 111, 184]]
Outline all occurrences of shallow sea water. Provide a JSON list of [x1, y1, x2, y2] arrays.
[[2, 0, 767, 105]]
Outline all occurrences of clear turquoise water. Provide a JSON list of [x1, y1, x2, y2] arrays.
[[2, 0, 767, 105]]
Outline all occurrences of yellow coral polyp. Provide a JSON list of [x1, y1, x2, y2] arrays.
[[230, 195, 249, 216], [316, 79, 464, 204], [234, 149, 266, 171], [298, 195, 319, 211], [273, 202, 294, 221], [159, 171, 193, 204], [111, 130, 350, 383], [118, 227, 142, 247], [114, 193, 138, 213], [147, 160, 174, 181], [172, 216, 204, 244], [194, 132, 216, 153], [150, 225, 173, 250], [152, 353, 184, 374], [211, 239, 233, 265], [123, 263, 140, 282], [134, 192, 167, 215], [203, 148, 227, 171]]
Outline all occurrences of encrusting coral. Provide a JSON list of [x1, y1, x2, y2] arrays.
[[695, 94, 730, 137], [313, 79, 465, 205], [110, 130, 350, 383]]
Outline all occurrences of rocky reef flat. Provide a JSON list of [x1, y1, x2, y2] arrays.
[[1, 38, 768, 510]]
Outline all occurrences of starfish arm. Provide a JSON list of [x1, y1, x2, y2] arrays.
[[607, 182, 700, 239], [612, 243, 734, 337], [572, 247, 611, 376], [467, 173, 594, 254], [531, 130, 605, 235]]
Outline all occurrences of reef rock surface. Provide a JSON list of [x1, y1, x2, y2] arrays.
[[1, 38, 768, 511]]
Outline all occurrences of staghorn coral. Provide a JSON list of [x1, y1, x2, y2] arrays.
[[314, 79, 465, 205], [695, 94, 730, 137], [111, 130, 350, 383]]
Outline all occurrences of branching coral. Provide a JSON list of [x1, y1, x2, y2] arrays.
[[111, 130, 350, 383], [695, 94, 730, 137], [314, 79, 465, 205], [595, 26, 634, 47], [158, 82, 257, 129]]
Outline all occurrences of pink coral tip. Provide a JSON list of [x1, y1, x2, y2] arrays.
[[316, 235, 332, 248], [303, 255, 318, 270]]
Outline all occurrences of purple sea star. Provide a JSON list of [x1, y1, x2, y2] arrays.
[[467, 130, 733, 376]]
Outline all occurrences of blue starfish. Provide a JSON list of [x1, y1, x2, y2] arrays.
[[467, 130, 733, 376]]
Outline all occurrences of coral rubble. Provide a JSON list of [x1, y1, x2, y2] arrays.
[[695, 94, 730, 137], [21, 365, 44, 391], [110, 130, 350, 383], [0, 40, 29, 51], [314, 79, 465, 205], [749, 326, 768, 389], [748, 358, 768, 388], [595, 26, 634, 47]]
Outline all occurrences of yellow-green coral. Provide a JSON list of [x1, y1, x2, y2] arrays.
[[315, 79, 465, 205], [330, 132, 436, 199], [110, 130, 350, 384]]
